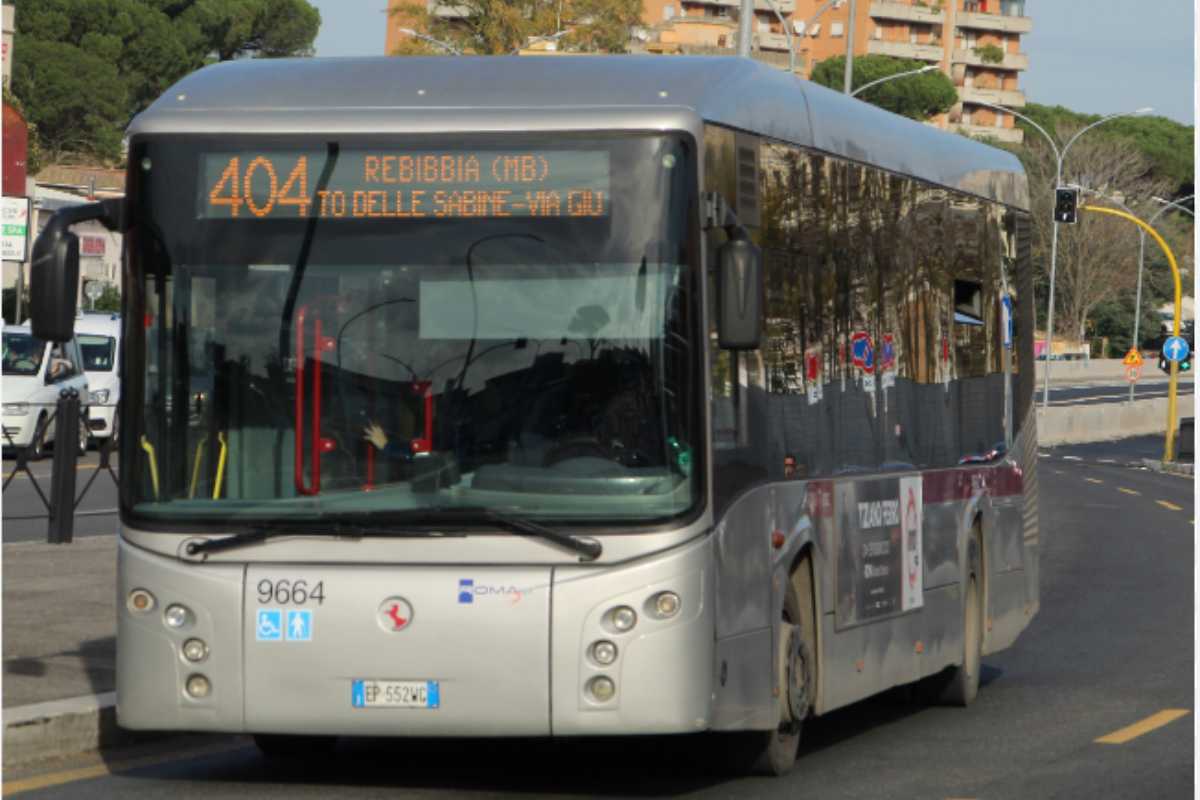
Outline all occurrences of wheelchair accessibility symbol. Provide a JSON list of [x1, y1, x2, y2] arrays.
[[256, 609, 283, 642]]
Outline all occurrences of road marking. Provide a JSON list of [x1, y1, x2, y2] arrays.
[[1098, 459, 1117, 464], [1063, 456, 1083, 461], [1, 741, 250, 796], [1084, 477, 1104, 484], [1118, 487, 1140, 496], [1095, 709, 1190, 745], [1157, 500, 1184, 512]]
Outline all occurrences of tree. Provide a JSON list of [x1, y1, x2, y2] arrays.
[[809, 55, 958, 121], [10, 0, 320, 164], [1018, 103, 1194, 196], [389, 0, 641, 56]]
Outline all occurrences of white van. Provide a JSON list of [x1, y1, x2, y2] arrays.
[[76, 312, 122, 445], [1, 324, 92, 459]]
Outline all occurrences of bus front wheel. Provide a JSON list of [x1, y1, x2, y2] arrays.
[[726, 556, 815, 777], [936, 529, 983, 706]]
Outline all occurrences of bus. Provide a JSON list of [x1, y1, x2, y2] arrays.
[[30, 55, 1038, 775]]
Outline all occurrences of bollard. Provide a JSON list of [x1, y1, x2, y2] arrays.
[[47, 388, 81, 544]]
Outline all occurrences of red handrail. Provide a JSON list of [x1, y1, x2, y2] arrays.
[[295, 305, 337, 496]]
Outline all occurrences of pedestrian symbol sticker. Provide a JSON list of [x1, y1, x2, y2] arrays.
[[287, 609, 313, 642], [256, 609, 283, 642]]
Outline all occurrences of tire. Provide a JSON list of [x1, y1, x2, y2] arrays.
[[253, 734, 338, 760], [29, 413, 48, 461], [78, 412, 90, 456], [727, 556, 816, 777], [937, 529, 983, 707]]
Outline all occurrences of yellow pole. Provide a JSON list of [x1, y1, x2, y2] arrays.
[[213, 432, 228, 500], [139, 435, 160, 501], [1081, 205, 1183, 461]]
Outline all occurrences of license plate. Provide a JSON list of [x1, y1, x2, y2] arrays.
[[351, 680, 440, 709]]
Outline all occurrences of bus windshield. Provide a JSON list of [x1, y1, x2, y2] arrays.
[[127, 132, 702, 529]]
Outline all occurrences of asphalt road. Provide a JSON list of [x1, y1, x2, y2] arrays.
[[1046, 377, 1195, 407], [3, 437, 1193, 799]]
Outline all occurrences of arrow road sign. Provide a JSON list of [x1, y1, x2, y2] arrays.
[[1163, 336, 1190, 363]]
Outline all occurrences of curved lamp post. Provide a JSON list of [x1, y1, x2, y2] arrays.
[[850, 64, 940, 97], [395, 27, 462, 55], [969, 101, 1153, 408]]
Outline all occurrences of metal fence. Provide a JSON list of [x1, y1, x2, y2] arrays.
[[2, 390, 119, 543]]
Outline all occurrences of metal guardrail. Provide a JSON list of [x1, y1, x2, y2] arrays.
[[2, 392, 119, 543]]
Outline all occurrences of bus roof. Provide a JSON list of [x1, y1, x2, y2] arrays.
[[130, 55, 1028, 210]]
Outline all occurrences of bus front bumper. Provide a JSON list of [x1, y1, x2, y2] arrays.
[[116, 534, 714, 737]]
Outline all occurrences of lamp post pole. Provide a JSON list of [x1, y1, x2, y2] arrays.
[[842, 0, 856, 93], [1131, 194, 1194, 399], [969, 102, 1153, 408], [850, 64, 939, 97]]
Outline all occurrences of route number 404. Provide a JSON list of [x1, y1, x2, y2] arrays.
[[257, 578, 326, 605], [210, 156, 311, 218]]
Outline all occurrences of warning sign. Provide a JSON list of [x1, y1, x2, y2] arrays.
[[1122, 348, 1143, 367], [1125, 364, 1142, 383]]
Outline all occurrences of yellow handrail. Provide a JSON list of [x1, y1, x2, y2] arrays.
[[213, 432, 228, 499], [189, 436, 208, 499], [140, 435, 160, 500]]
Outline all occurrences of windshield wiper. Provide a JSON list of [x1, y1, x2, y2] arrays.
[[184, 520, 461, 557], [436, 507, 602, 561]]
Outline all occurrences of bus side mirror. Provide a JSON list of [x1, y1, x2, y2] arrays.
[[716, 227, 762, 350], [30, 199, 124, 343]]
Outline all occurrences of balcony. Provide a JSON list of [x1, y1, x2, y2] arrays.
[[956, 11, 1033, 34], [755, 30, 792, 51], [869, 2, 945, 26], [952, 48, 1028, 70], [958, 85, 1025, 108], [867, 39, 945, 62], [705, 0, 797, 13], [955, 122, 1024, 144]]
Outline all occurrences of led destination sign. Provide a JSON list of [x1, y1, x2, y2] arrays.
[[199, 150, 610, 220]]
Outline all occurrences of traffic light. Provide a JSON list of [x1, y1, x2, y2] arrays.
[[1159, 348, 1193, 374], [1054, 187, 1078, 224]]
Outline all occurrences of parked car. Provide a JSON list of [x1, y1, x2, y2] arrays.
[[76, 312, 122, 445], [1, 324, 91, 459]]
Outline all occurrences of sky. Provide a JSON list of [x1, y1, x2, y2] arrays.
[[311, 0, 1196, 126]]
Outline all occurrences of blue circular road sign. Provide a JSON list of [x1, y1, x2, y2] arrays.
[[1163, 336, 1190, 363]]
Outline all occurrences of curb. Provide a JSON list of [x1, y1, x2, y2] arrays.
[[2, 693, 128, 767], [1141, 458, 1195, 476]]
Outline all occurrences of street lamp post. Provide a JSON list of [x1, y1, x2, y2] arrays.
[[1130, 194, 1195, 398], [968, 101, 1153, 409], [850, 64, 939, 97], [395, 27, 462, 55]]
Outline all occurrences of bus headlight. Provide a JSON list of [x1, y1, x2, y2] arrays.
[[164, 604, 191, 629], [3, 403, 29, 415], [590, 640, 618, 666], [588, 676, 616, 702], [652, 591, 681, 618], [185, 674, 211, 699], [608, 606, 637, 633], [182, 638, 209, 663], [127, 589, 156, 613], [90, 389, 110, 405]]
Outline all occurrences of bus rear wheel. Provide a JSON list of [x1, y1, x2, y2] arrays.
[[253, 734, 338, 760]]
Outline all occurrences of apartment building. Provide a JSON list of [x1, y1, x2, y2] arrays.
[[383, 0, 1029, 142]]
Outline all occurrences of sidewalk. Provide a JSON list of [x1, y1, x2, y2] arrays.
[[2, 535, 121, 765]]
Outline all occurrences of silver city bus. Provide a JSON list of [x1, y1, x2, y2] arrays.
[[30, 56, 1038, 775]]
